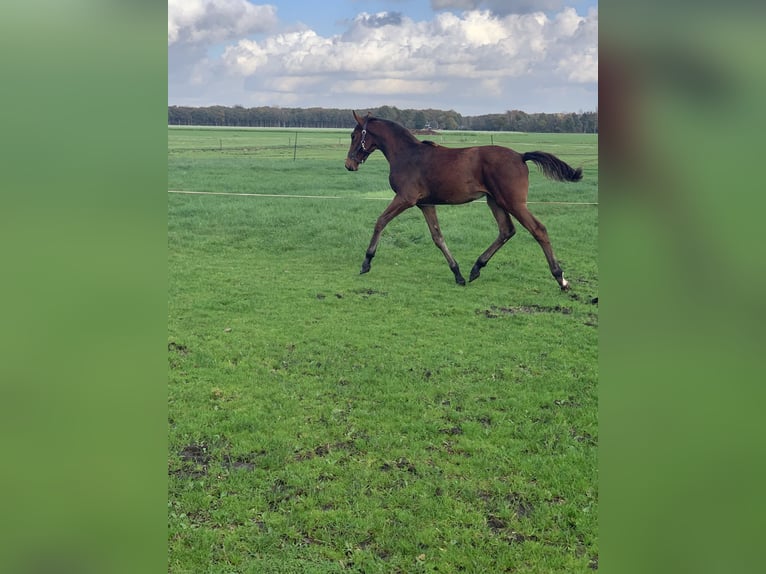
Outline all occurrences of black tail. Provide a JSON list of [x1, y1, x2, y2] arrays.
[[522, 151, 583, 182]]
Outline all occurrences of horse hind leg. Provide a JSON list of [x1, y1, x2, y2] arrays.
[[510, 203, 570, 290], [469, 195, 516, 282], [418, 204, 466, 285]]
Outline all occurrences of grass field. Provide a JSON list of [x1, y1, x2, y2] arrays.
[[168, 126, 598, 572]]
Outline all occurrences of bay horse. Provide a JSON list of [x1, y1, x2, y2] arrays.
[[345, 111, 583, 290]]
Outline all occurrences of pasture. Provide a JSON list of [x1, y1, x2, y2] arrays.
[[168, 126, 598, 572]]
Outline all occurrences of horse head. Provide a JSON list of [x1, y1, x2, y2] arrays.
[[345, 111, 376, 171]]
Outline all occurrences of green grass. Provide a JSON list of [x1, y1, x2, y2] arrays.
[[169, 127, 598, 572]]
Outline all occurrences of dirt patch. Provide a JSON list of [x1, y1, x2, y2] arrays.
[[170, 444, 265, 476], [568, 292, 599, 305], [315, 292, 344, 300], [476, 415, 492, 427], [486, 515, 539, 543], [487, 515, 507, 532], [429, 440, 471, 456], [477, 304, 572, 318], [351, 288, 388, 298], [380, 457, 418, 475], [170, 443, 210, 478], [268, 478, 306, 510], [179, 443, 209, 464], [168, 341, 188, 354], [554, 396, 581, 408], [505, 530, 539, 544], [570, 427, 597, 445], [222, 452, 265, 471], [294, 440, 354, 461], [507, 492, 535, 518]]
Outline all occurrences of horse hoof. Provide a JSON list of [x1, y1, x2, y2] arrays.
[[469, 269, 480, 282], [560, 279, 570, 290], [456, 276, 466, 286]]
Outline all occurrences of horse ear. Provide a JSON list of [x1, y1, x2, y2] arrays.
[[353, 110, 363, 126]]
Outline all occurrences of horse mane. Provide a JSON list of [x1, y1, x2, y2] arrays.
[[370, 117, 421, 145]]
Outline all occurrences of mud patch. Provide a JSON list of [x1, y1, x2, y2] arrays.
[[569, 427, 597, 445], [168, 341, 188, 354], [352, 288, 388, 298], [507, 492, 535, 518], [568, 292, 599, 305], [505, 530, 539, 544], [486, 515, 539, 543], [222, 452, 265, 471], [553, 396, 581, 408], [170, 443, 210, 478], [294, 440, 355, 461], [476, 415, 492, 427], [315, 292, 345, 300], [487, 515, 507, 532], [477, 304, 572, 318], [427, 440, 471, 457], [179, 443, 209, 465], [268, 478, 306, 510], [380, 457, 418, 474], [170, 444, 264, 476]]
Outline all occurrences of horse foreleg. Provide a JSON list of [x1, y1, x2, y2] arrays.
[[361, 196, 413, 275], [469, 196, 516, 282], [510, 203, 569, 290], [419, 205, 465, 285]]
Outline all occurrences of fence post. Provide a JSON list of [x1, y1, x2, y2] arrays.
[[293, 132, 298, 161]]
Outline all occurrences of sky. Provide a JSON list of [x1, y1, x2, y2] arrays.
[[168, 0, 598, 116]]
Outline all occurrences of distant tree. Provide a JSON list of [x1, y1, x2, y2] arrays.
[[167, 105, 597, 133], [376, 105, 400, 122]]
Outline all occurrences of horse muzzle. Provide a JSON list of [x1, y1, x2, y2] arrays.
[[345, 157, 359, 171]]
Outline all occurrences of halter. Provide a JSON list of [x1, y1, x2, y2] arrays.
[[360, 116, 371, 152], [352, 116, 372, 164]]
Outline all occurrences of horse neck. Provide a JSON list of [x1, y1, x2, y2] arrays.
[[372, 119, 419, 162]]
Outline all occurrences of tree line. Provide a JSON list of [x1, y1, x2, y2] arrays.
[[168, 105, 598, 133]]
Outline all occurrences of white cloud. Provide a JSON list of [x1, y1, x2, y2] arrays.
[[270, 75, 324, 93], [338, 78, 448, 96], [431, 0, 568, 15], [221, 39, 268, 75], [224, 11, 536, 78], [551, 7, 598, 83], [169, 6, 598, 114], [168, 0, 277, 46]]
